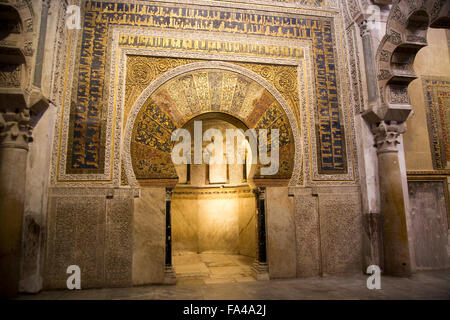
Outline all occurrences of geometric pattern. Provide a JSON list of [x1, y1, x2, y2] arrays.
[[234, 0, 325, 5], [131, 69, 295, 180], [423, 77, 450, 170], [67, 1, 346, 175]]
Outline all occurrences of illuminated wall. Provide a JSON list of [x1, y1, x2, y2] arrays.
[[171, 187, 256, 258]]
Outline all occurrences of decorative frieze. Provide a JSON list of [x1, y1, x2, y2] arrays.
[[0, 64, 21, 88], [388, 85, 409, 104], [388, 30, 402, 45], [379, 50, 390, 62], [378, 69, 391, 81]]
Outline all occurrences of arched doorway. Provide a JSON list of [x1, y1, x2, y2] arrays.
[[171, 113, 257, 284], [123, 62, 300, 285]]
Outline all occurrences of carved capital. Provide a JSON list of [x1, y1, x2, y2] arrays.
[[372, 120, 406, 154], [359, 20, 370, 37], [0, 107, 32, 150], [256, 187, 266, 200], [165, 187, 173, 201]]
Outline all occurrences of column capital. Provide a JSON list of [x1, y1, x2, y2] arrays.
[[372, 120, 406, 154], [359, 19, 370, 37], [0, 108, 32, 150], [165, 187, 173, 201], [254, 186, 266, 200]]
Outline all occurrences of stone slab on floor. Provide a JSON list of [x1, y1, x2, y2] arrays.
[[16, 270, 450, 300]]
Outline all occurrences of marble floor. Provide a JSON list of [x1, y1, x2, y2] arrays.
[[172, 252, 256, 284], [16, 269, 450, 300]]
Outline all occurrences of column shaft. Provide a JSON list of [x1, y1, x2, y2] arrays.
[[360, 20, 379, 104], [0, 147, 28, 297], [257, 189, 267, 263], [252, 187, 269, 280], [374, 121, 412, 276], [163, 188, 176, 284], [165, 193, 172, 266], [0, 109, 32, 298]]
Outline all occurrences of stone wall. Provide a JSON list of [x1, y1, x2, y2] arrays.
[[403, 28, 450, 270], [43, 184, 363, 288], [132, 187, 166, 285], [408, 181, 450, 270], [171, 187, 256, 257], [44, 188, 133, 289], [405, 29, 450, 172], [20, 105, 57, 292], [316, 187, 362, 275], [266, 187, 296, 278], [279, 186, 363, 278], [36, 0, 366, 289], [238, 195, 257, 258]]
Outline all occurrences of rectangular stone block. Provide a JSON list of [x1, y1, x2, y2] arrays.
[[105, 195, 133, 287], [132, 187, 165, 285], [266, 187, 296, 278], [292, 192, 321, 277], [45, 194, 106, 289], [238, 195, 256, 258], [317, 187, 362, 275], [172, 197, 199, 253], [408, 180, 450, 270]]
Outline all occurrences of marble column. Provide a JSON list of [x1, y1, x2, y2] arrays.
[[252, 187, 269, 280], [164, 188, 176, 284], [0, 108, 33, 298], [359, 20, 379, 104], [373, 121, 412, 276]]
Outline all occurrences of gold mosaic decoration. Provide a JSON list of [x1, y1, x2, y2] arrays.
[[125, 57, 202, 124], [125, 57, 300, 128], [423, 77, 450, 170], [129, 65, 296, 181], [67, 2, 345, 175], [234, 62, 301, 127]]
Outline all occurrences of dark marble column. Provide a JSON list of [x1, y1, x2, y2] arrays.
[[252, 187, 269, 280], [164, 188, 176, 284]]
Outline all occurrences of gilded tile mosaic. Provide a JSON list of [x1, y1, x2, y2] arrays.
[[423, 77, 450, 170], [66, 1, 346, 176], [130, 68, 295, 179]]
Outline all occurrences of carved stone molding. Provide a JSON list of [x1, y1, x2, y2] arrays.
[[0, 64, 21, 88], [0, 1, 49, 128], [0, 1, 36, 90], [374, 0, 449, 121]]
